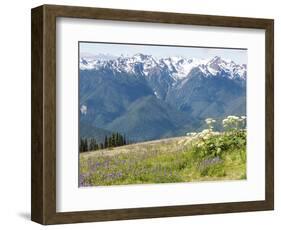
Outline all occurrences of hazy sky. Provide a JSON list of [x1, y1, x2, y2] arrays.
[[80, 42, 247, 65]]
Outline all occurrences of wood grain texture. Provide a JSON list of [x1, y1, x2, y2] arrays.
[[265, 20, 274, 210], [31, 4, 274, 225], [31, 6, 44, 224]]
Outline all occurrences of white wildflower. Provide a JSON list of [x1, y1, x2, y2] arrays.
[[186, 132, 197, 136], [205, 118, 216, 130], [222, 115, 246, 130]]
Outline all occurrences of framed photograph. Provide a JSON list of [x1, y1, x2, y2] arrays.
[[31, 4, 274, 225]]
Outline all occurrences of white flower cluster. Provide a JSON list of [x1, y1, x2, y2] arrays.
[[183, 115, 246, 147], [198, 129, 219, 139], [222, 115, 246, 130], [205, 118, 216, 129], [195, 129, 219, 148], [186, 117, 219, 141], [186, 132, 197, 137], [198, 129, 212, 140], [186, 128, 219, 144]]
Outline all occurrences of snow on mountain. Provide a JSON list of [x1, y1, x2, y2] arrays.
[[80, 54, 247, 81], [205, 56, 247, 80], [80, 57, 106, 70], [161, 57, 210, 80]]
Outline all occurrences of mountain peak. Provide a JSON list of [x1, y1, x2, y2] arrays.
[[213, 55, 221, 60], [209, 56, 224, 64], [80, 53, 246, 80], [132, 53, 152, 61]]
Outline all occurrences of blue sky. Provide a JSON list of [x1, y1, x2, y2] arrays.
[[80, 42, 247, 65]]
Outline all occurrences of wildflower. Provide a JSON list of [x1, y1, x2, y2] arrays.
[[222, 115, 246, 130], [186, 132, 197, 137], [198, 129, 212, 139], [205, 118, 216, 129]]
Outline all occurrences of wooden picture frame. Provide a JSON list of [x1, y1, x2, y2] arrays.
[[31, 4, 274, 225]]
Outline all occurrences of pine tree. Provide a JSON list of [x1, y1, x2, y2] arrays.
[[82, 138, 88, 152], [81, 138, 85, 152], [80, 138, 85, 152], [99, 133, 128, 150], [104, 136, 108, 148], [112, 133, 116, 147], [89, 138, 96, 151], [119, 134, 123, 146], [123, 134, 126, 145], [115, 133, 118, 146], [108, 136, 112, 148], [79, 138, 83, 152], [94, 143, 99, 150]]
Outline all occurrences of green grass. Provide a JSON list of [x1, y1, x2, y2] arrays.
[[79, 131, 246, 186]]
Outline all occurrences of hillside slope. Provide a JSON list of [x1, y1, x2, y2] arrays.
[[80, 132, 246, 186]]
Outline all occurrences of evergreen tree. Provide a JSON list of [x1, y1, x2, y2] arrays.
[[82, 138, 88, 152], [81, 138, 85, 152], [112, 133, 116, 147], [79, 138, 83, 152], [104, 136, 108, 148], [89, 138, 96, 151], [86, 139, 89, 152], [118, 134, 123, 146], [94, 143, 99, 150], [82, 138, 85, 152], [123, 134, 126, 145], [115, 133, 118, 146], [108, 136, 112, 148], [99, 133, 128, 150]]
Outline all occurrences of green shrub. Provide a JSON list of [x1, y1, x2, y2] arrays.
[[192, 130, 246, 159]]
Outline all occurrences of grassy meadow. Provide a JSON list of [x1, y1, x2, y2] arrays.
[[79, 117, 246, 187]]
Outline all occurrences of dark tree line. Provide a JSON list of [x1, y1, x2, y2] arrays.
[[79, 132, 128, 152]]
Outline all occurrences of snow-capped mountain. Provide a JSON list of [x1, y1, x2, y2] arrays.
[[80, 54, 247, 81], [79, 53, 246, 142]]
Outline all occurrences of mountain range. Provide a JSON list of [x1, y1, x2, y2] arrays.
[[79, 54, 246, 142]]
